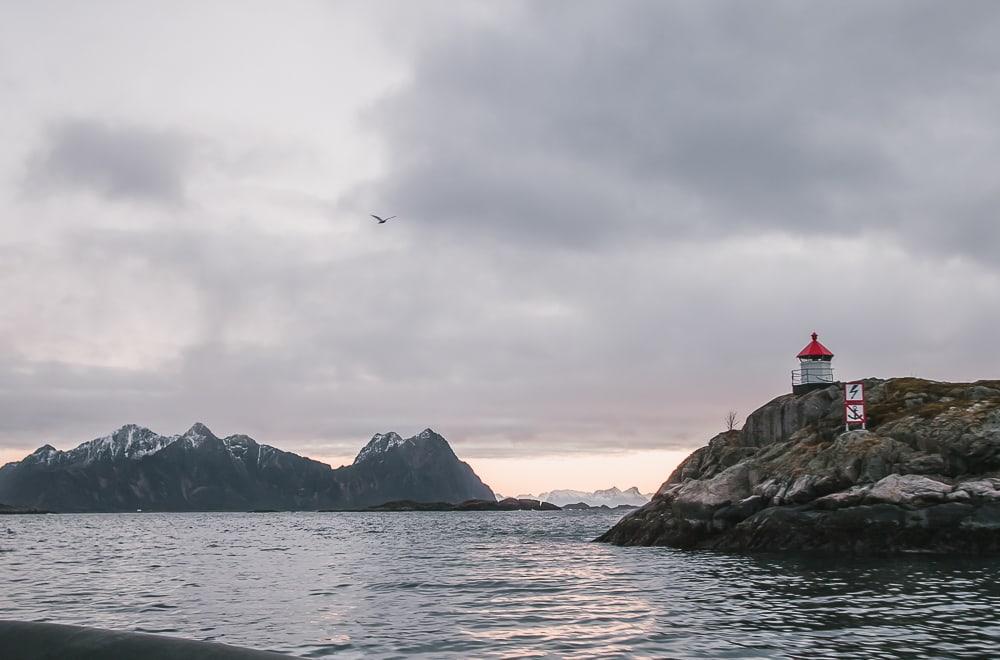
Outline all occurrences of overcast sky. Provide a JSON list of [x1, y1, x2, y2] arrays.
[[2, 1, 1000, 493]]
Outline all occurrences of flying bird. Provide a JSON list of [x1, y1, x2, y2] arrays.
[[370, 214, 397, 224]]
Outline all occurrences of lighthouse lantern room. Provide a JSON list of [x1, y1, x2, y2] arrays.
[[792, 332, 835, 394]]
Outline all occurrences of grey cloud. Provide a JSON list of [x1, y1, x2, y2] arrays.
[[3, 215, 998, 460], [24, 119, 195, 204], [361, 0, 1000, 259]]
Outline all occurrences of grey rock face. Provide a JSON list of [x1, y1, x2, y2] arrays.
[[0, 425, 494, 512], [598, 378, 1000, 554], [866, 474, 952, 504]]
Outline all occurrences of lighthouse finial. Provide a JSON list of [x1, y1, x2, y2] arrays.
[[811, 331, 818, 341]]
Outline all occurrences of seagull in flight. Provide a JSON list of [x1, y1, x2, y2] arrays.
[[370, 214, 397, 224]]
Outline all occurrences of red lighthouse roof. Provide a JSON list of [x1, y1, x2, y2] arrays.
[[797, 332, 834, 359]]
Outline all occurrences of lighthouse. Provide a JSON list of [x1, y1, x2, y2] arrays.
[[792, 332, 835, 394]]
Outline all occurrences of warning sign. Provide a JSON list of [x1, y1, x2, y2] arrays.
[[844, 381, 867, 429], [845, 403, 866, 423]]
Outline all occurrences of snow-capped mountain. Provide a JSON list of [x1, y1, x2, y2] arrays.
[[20, 423, 279, 468], [354, 432, 412, 464], [0, 424, 494, 512], [514, 487, 652, 508], [26, 424, 174, 466]]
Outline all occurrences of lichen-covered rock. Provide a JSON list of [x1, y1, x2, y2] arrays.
[[866, 474, 952, 504], [598, 377, 1000, 554]]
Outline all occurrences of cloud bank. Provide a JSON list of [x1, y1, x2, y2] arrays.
[[1, 1, 999, 478]]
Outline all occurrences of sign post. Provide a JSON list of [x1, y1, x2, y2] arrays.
[[844, 381, 866, 431]]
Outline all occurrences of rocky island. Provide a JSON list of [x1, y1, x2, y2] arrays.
[[0, 502, 50, 515], [366, 497, 560, 511], [563, 502, 638, 510], [599, 378, 1000, 554]]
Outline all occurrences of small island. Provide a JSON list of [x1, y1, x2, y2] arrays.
[[599, 377, 1000, 554], [0, 502, 50, 515], [366, 497, 561, 512]]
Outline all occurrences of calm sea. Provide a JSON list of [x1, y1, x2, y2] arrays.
[[2, 510, 999, 658]]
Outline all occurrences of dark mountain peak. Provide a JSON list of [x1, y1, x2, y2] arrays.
[[107, 423, 163, 448], [413, 429, 458, 459], [349, 428, 494, 504], [223, 434, 258, 448], [415, 428, 452, 447], [21, 444, 60, 465], [184, 421, 214, 436], [222, 434, 260, 462], [353, 429, 457, 465], [354, 432, 411, 464], [181, 422, 219, 446]]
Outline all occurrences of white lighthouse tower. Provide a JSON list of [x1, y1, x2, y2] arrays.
[[792, 332, 835, 394]]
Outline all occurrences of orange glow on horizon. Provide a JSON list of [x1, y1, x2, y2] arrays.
[[0, 447, 30, 468], [468, 449, 692, 496], [311, 448, 692, 497], [311, 448, 690, 497]]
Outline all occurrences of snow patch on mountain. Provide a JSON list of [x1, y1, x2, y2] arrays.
[[222, 434, 257, 460], [26, 445, 59, 466], [353, 432, 412, 464], [28, 424, 176, 466], [181, 422, 217, 448]]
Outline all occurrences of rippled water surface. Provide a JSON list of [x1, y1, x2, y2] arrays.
[[3, 511, 1000, 658]]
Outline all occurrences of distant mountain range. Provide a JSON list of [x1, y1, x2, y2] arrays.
[[0, 424, 494, 512], [503, 487, 652, 508]]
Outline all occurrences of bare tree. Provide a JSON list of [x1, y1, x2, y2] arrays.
[[725, 410, 739, 432]]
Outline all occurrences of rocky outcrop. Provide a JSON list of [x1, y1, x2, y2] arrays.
[[598, 378, 1000, 553], [0, 425, 494, 512]]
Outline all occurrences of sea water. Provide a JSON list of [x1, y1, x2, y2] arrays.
[[2, 510, 999, 658]]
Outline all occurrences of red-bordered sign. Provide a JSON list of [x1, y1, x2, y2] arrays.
[[844, 381, 866, 429]]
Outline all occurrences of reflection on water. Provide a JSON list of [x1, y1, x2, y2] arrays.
[[3, 511, 1000, 658]]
